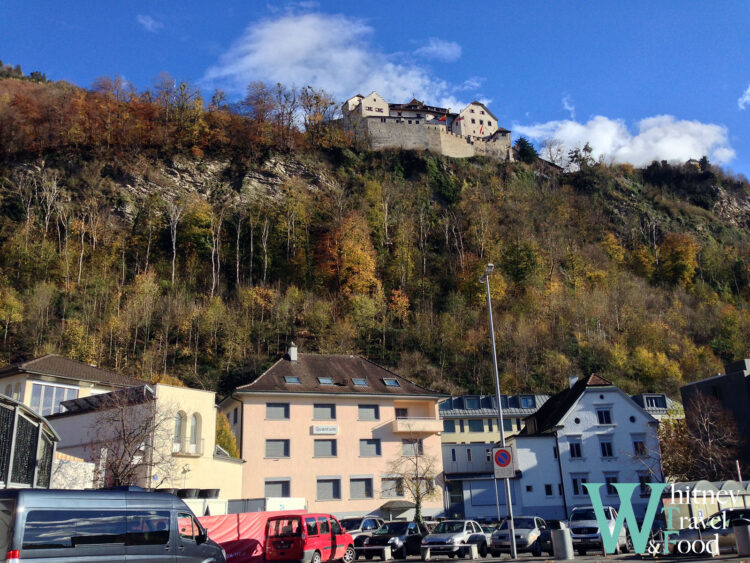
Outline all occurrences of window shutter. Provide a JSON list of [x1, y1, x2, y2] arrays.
[[266, 403, 289, 419], [359, 405, 379, 421], [265, 481, 289, 497], [351, 478, 372, 498], [359, 439, 381, 457], [317, 479, 339, 500], [265, 439, 289, 458], [314, 439, 337, 457], [313, 404, 336, 420]]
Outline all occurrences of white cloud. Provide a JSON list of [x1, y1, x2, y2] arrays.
[[202, 13, 478, 109], [515, 115, 735, 166], [136, 14, 163, 33], [414, 38, 462, 62], [562, 94, 575, 119], [739, 84, 750, 110]]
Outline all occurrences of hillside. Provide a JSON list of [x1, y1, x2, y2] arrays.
[[1, 74, 749, 399]]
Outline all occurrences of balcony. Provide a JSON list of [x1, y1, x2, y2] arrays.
[[172, 438, 205, 457], [391, 417, 442, 435]]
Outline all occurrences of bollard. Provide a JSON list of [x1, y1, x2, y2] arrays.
[[382, 546, 392, 561], [420, 546, 431, 561], [736, 519, 750, 556], [551, 528, 574, 560]]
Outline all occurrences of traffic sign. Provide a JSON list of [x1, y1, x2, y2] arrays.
[[493, 445, 517, 478]]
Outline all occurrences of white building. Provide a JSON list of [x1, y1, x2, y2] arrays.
[[439, 375, 663, 521]]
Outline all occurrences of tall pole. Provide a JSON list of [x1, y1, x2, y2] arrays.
[[483, 266, 517, 559]]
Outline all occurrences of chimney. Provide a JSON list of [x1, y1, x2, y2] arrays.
[[288, 342, 298, 362], [569, 375, 579, 389]]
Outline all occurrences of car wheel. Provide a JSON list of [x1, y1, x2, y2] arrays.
[[479, 542, 488, 558], [343, 546, 356, 563], [447, 553, 455, 558], [531, 542, 542, 557], [577, 548, 586, 556], [625, 535, 633, 553], [312, 551, 322, 563], [490, 550, 500, 558], [393, 546, 406, 560]]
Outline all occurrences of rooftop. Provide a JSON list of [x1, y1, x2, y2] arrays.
[[439, 394, 550, 418], [0, 354, 143, 388]]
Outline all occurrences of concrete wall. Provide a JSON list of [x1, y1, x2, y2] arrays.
[[227, 393, 444, 518]]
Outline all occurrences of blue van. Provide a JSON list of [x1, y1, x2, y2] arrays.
[[0, 488, 225, 562]]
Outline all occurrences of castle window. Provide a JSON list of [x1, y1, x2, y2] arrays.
[[366, 106, 373, 111], [470, 109, 475, 113], [480, 120, 484, 124], [488, 121, 492, 127], [480, 110, 485, 114], [471, 119, 476, 124], [408, 120, 412, 124], [415, 120, 419, 124], [381, 118, 386, 123]]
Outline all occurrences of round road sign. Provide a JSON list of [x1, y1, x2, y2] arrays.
[[494, 448, 512, 467]]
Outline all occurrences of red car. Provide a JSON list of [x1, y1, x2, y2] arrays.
[[266, 513, 356, 563]]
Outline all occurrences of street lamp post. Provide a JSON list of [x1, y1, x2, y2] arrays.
[[480, 263, 517, 560]]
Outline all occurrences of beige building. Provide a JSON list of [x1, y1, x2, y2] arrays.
[[0, 355, 142, 417], [220, 344, 447, 518], [49, 383, 243, 505]]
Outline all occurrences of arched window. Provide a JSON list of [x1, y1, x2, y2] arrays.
[[3, 384, 11, 398], [13, 382, 22, 401], [189, 413, 201, 454], [173, 412, 186, 453]]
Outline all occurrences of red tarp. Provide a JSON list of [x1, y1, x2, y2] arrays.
[[199, 510, 307, 563]]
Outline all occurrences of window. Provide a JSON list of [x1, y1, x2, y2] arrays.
[[314, 439, 337, 457], [359, 439, 381, 457], [638, 473, 652, 496], [317, 517, 331, 533], [395, 408, 408, 419], [520, 396, 535, 408], [487, 419, 493, 432], [402, 439, 424, 456], [380, 117, 386, 122], [233, 407, 238, 424], [23, 509, 126, 549], [317, 376, 334, 385], [382, 477, 404, 498], [571, 475, 588, 496], [265, 439, 290, 458], [283, 375, 301, 384], [3, 384, 10, 397], [480, 110, 485, 115], [313, 403, 336, 420], [266, 403, 290, 420], [408, 120, 412, 124], [265, 480, 291, 497], [450, 448, 456, 461], [503, 419, 512, 432], [443, 420, 456, 432], [526, 485, 533, 492], [486, 448, 492, 461], [600, 439, 614, 458], [464, 397, 479, 410], [317, 479, 341, 501], [29, 382, 78, 416], [633, 438, 647, 457], [570, 441, 582, 458], [470, 109, 475, 113], [305, 517, 318, 536], [605, 473, 619, 495], [189, 413, 201, 454], [471, 118, 476, 124], [597, 409, 613, 424], [350, 478, 374, 499], [516, 418, 522, 431], [468, 419, 483, 432], [459, 420, 465, 432], [480, 120, 484, 125], [467, 449, 472, 462], [127, 510, 170, 545], [488, 121, 492, 127], [358, 405, 380, 421], [383, 378, 400, 387], [545, 484, 553, 496], [645, 395, 667, 408], [173, 412, 185, 452], [352, 378, 368, 387], [415, 120, 420, 124], [553, 446, 558, 459]]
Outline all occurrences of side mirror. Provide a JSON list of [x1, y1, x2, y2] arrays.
[[197, 530, 208, 544]]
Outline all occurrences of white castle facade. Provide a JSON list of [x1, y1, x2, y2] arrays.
[[342, 92, 513, 161]]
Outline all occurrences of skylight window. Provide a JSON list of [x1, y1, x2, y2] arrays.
[[352, 378, 368, 387], [317, 377, 334, 385], [383, 378, 400, 387], [284, 376, 301, 384]]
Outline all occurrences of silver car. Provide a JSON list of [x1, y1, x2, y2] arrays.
[[340, 516, 385, 553], [420, 520, 488, 558], [569, 506, 629, 555], [490, 516, 546, 556]]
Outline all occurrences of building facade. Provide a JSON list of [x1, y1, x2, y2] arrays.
[[342, 92, 513, 161], [221, 344, 447, 519]]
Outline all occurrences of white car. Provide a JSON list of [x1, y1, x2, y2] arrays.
[[569, 506, 630, 555], [490, 516, 545, 556]]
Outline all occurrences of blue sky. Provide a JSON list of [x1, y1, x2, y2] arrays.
[[2, 1, 749, 173]]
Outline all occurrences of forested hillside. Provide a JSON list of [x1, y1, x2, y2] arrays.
[[1, 70, 749, 399]]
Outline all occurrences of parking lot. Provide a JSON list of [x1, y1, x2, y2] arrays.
[[374, 555, 750, 562]]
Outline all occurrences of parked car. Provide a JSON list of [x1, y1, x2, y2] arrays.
[[669, 508, 750, 555], [480, 524, 496, 544], [490, 516, 546, 557], [265, 514, 355, 563], [538, 519, 568, 556], [420, 520, 488, 558], [0, 487, 225, 562], [340, 516, 385, 550], [363, 521, 429, 559], [569, 506, 629, 555]]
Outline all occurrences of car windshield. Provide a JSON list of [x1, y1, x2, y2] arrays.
[[268, 517, 302, 537], [375, 523, 408, 535], [571, 510, 598, 521], [482, 526, 494, 533], [499, 518, 535, 530], [433, 522, 465, 534], [340, 519, 363, 531]]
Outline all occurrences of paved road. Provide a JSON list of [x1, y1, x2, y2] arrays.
[[381, 554, 750, 562]]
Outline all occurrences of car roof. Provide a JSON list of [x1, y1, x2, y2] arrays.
[[0, 489, 185, 509]]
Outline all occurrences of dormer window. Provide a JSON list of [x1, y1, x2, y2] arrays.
[[284, 376, 301, 384], [520, 396, 535, 408], [383, 378, 400, 387], [353, 378, 368, 387], [317, 377, 334, 385], [464, 397, 480, 410]]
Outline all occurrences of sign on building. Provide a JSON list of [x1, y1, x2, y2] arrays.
[[311, 425, 338, 435]]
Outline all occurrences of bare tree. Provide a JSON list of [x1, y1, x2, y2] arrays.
[[38, 168, 61, 237], [540, 138, 566, 167], [684, 393, 742, 481], [385, 432, 441, 523], [164, 197, 186, 285], [86, 387, 177, 488], [8, 171, 37, 249]]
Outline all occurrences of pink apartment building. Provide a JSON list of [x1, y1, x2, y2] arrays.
[[220, 344, 448, 519]]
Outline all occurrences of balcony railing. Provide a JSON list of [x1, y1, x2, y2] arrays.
[[391, 417, 442, 435], [172, 438, 205, 457]]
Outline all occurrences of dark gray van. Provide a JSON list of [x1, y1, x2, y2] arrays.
[[0, 488, 225, 562]]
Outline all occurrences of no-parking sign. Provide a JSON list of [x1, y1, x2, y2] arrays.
[[492, 445, 517, 478]]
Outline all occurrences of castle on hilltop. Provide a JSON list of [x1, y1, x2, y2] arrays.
[[342, 92, 513, 161]]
